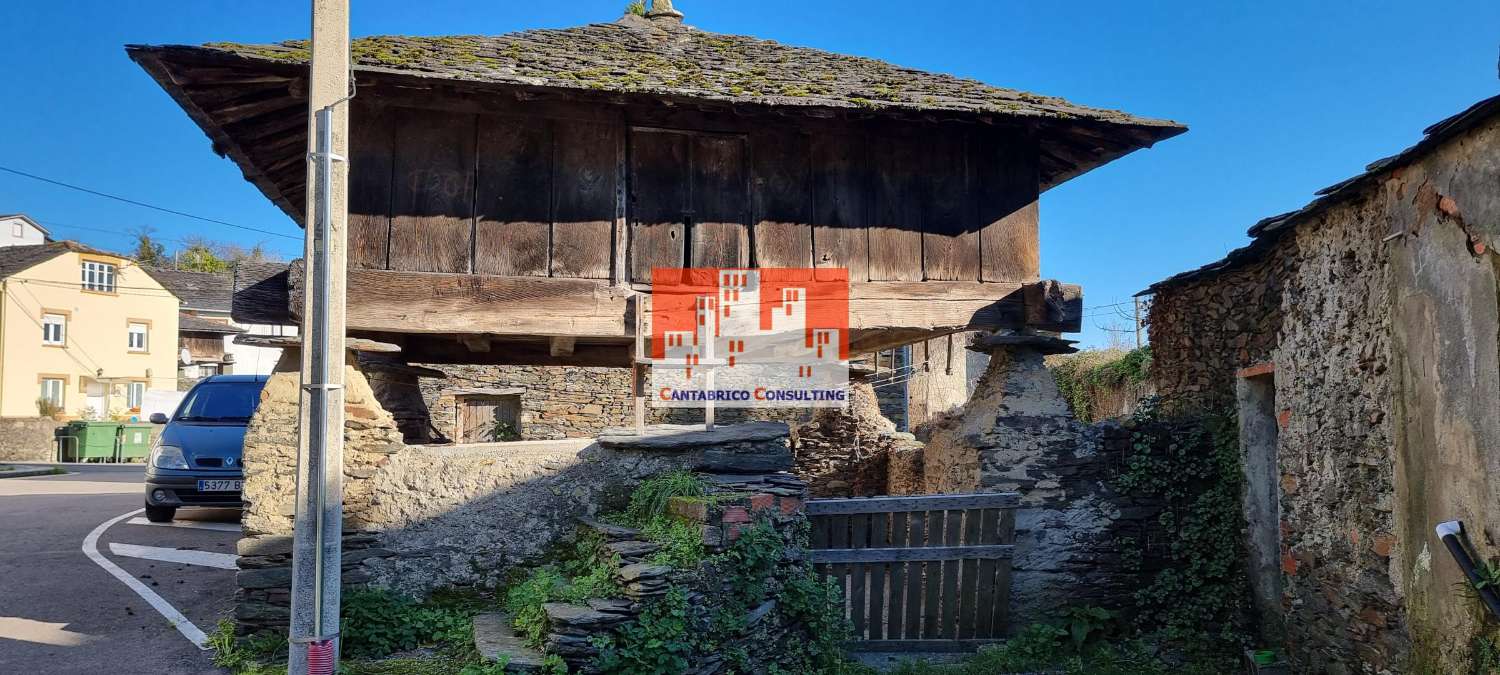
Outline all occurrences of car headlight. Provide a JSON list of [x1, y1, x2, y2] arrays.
[[151, 445, 189, 470]]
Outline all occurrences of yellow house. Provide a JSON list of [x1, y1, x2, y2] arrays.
[[0, 241, 179, 418]]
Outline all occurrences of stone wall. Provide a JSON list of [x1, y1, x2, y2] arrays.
[[1147, 238, 1292, 410], [1142, 110, 1500, 674], [791, 379, 922, 498], [417, 364, 811, 442], [920, 347, 1160, 627], [0, 417, 62, 462], [236, 363, 797, 632]]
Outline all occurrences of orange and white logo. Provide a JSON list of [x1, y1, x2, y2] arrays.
[[650, 268, 849, 408]]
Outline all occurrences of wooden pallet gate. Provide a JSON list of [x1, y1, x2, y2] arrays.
[[806, 492, 1019, 651]]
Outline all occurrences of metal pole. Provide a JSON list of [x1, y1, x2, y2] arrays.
[[289, 1, 350, 672]]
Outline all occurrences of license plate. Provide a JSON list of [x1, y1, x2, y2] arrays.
[[197, 480, 242, 492]]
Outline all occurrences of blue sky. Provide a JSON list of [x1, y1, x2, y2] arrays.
[[1, 1, 1497, 347]]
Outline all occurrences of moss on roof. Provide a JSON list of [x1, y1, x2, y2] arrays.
[[197, 17, 1178, 127]]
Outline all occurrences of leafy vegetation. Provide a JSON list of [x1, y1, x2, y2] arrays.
[[622, 470, 704, 526], [340, 588, 474, 659], [1115, 398, 1249, 643], [1049, 346, 1152, 422], [35, 396, 62, 418], [881, 606, 1235, 675], [505, 532, 624, 648], [487, 420, 520, 442], [624, 1, 646, 16], [641, 516, 705, 569]]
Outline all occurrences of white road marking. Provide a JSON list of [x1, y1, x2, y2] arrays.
[[108, 543, 239, 570], [82, 509, 210, 650], [126, 517, 241, 533], [0, 616, 95, 647]]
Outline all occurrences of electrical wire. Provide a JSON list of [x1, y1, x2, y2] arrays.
[[0, 165, 302, 240]]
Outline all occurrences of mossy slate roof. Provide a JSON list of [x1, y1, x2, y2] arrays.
[[198, 14, 1178, 129]]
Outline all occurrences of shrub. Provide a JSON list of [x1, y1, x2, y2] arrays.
[[340, 588, 471, 659], [35, 397, 62, 418], [641, 516, 705, 569], [623, 471, 704, 525]]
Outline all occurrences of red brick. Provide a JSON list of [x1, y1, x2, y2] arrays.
[[779, 497, 803, 515], [1281, 551, 1299, 575], [749, 493, 776, 513], [1277, 409, 1292, 430], [669, 498, 708, 523], [1349, 529, 1361, 546], [722, 506, 751, 524], [1372, 533, 1396, 557], [1236, 362, 1275, 379], [725, 524, 743, 542]]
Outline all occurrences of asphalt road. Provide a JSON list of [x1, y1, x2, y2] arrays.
[[0, 464, 240, 675]]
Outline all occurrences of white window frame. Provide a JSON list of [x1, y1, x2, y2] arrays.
[[42, 313, 66, 346], [127, 322, 149, 352], [81, 260, 117, 293], [12, 222, 22, 238], [40, 379, 64, 407], [126, 381, 146, 409]]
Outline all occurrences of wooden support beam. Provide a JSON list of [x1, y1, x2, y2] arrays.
[[250, 265, 1083, 348], [549, 336, 576, 357]]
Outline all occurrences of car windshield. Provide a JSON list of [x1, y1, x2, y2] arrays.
[[174, 382, 261, 423]]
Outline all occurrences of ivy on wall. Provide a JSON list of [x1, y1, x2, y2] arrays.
[[1050, 346, 1153, 423], [1115, 397, 1251, 643]]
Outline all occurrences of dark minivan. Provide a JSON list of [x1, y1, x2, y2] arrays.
[[144, 374, 269, 522]]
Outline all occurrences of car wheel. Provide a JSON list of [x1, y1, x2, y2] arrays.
[[144, 504, 176, 523]]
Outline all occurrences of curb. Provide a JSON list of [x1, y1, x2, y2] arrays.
[[0, 467, 66, 479]]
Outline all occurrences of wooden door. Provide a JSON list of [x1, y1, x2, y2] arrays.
[[457, 395, 521, 443]]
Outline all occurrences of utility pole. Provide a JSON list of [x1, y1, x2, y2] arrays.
[[1133, 297, 1144, 349], [288, 0, 351, 673]]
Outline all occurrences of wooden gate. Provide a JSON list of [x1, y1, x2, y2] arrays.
[[806, 493, 1018, 651]]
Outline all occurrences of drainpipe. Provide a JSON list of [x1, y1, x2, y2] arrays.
[[1436, 521, 1500, 620]]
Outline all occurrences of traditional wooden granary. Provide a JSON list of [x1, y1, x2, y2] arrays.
[[127, 2, 1183, 367]]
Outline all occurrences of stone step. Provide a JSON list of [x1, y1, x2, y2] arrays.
[[472, 612, 547, 673], [577, 516, 641, 542]]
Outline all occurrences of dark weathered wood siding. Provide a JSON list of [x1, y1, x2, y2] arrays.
[[345, 100, 1041, 285]]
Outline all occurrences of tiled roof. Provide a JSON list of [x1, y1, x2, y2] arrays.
[[1142, 93, 1500, 295], [143, 267, 234, 312], [193, 14, 1180, 129], [178, 312, 244, 334], [0, 241, 118, 280]]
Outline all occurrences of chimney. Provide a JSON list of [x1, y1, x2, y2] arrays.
[[646, 0, 684, 24]]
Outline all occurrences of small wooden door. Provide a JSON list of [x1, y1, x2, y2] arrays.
[[457, 394, 521, 443]]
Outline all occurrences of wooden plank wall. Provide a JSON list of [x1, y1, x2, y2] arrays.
[[346, 100, 1040, 285], [807, 493, 1018, 646]]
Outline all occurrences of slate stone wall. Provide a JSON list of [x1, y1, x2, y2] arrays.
[[791, 378, 922, 498], [417, 364, 811, 442], [920, 349, 1161, 628], [235, 363, 798, 633], [1147, 239, 1292, 410]]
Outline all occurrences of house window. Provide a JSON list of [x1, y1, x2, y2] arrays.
[[127, 381, 146, 410], [12, 222, 22, 237], [199, 363, 220, 376], [39, 378, 64, 407], [42, 313, 66, 346], [128, 322, 149, 352], [81, 261, 116, 293]]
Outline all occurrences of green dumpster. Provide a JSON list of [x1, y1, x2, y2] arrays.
[[69, 421, 123, 462], [117, 423, 153, 461]]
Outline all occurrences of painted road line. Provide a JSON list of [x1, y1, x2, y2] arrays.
[[82, 509, 209, 650], [108, 543, 239, 570], [126, 517, 241, 533]]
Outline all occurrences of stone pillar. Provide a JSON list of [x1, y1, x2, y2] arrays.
[[905, 333, 971, 431], [920, 332, 1151, 629]]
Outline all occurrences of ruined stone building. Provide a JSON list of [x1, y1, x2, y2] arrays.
[[129, 1, 1182, 635], [1145, 94, 1500, 674]]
